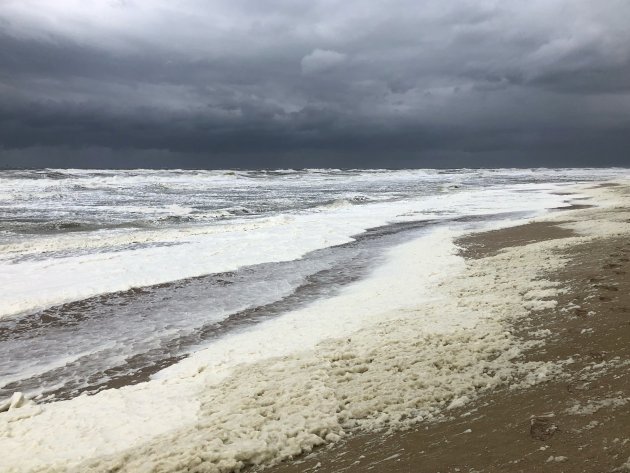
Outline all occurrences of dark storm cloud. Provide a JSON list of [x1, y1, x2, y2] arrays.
[[0, 0, 629, 168]]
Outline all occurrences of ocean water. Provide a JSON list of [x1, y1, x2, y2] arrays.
[[0, 168, 623, 402]]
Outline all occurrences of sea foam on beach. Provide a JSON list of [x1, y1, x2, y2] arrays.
[[0, 222, 574, 472]]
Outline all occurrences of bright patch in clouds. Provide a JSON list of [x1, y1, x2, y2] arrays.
[[301, 49, 347, 74]]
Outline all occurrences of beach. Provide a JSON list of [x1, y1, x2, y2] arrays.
[[266, 182, 630, 473], [1, 171, 629, 472]]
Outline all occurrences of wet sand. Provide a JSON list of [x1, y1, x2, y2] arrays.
[[264, 195, 630, 473]]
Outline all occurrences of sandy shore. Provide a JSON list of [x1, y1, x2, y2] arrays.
[[264, 182, 630, 473]]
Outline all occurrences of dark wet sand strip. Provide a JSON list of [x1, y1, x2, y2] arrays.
[[550, 203, 595, 212], [457, 221, 575, 259], [264, 208, 630, 473]]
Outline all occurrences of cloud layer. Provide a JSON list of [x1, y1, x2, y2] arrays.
[[1, 0, 629, 167]]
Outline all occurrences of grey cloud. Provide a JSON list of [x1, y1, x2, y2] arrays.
[[301, 49, 347, 74], [0, 0, 629, 168]]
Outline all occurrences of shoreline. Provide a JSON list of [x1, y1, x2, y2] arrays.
[[1, 180, 629, 472], [263, 181, 630, 473], [1, 211, 560, 404]]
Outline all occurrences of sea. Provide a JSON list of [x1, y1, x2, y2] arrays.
[[0, 167, 623, 404]]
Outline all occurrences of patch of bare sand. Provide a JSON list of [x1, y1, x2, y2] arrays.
[[264, 207, 630, 473]]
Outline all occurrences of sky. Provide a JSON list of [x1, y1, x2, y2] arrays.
[[0, 0, 629, 169]]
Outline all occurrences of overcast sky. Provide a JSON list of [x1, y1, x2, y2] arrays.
[[1, 0, 629, 168]]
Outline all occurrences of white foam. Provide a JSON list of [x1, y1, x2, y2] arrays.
[[0, 216, 576, 472], [0, 184, 573, 318], [0, 227, 460, 471], [0, 378, 200, 469], [565, 396, 630, 415]]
